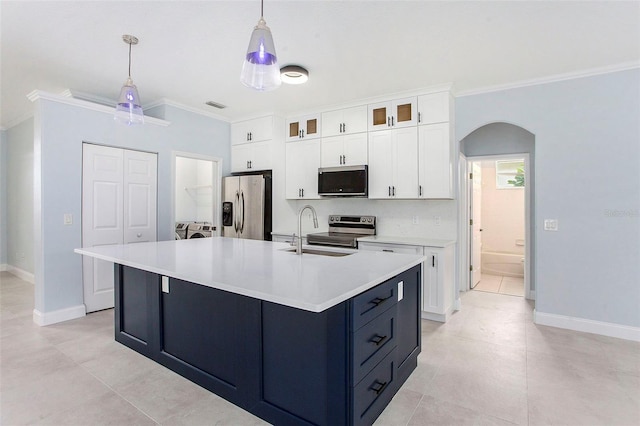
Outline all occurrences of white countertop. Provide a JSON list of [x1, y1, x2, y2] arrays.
[[357, 235, 456, 248], [75, 237, 424, 313]]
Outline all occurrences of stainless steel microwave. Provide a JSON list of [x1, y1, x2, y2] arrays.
[[317, 165, 368, 197]]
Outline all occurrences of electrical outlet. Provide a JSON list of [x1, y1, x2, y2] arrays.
[[434, 216, 441, 226], [544, 219, 558, 231], [412, 216, 419, 225], [63, 213, 73, 225]]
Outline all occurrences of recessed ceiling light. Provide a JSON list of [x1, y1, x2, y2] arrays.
[[280, 65, 309, 85]]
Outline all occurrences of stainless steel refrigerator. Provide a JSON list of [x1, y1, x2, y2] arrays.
[[222, 172, 272, 240]]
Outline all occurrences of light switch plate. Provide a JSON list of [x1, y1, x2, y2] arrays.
[[162, 276, 170, 293], [398, 281, 404, 301], [63, 213, 72, 225], [544, 219, 558, 231]]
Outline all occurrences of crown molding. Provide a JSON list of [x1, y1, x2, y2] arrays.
[[144, 98, 231, 122], [61, 89, 117, 107], [1, 111, 35, 130], [26, 90, 171, 127], [456, 62, 640, 97]]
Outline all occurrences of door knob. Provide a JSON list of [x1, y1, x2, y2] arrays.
[[137, 233, 142, 237]]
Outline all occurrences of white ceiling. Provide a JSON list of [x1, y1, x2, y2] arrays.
[[1, 1, 639, 128]]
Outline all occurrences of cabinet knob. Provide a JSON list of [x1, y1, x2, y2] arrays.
[[137, 233, 142, 238]]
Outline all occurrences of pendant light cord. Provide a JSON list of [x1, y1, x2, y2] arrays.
[[261, 0, 264, 17], [128, 41, 132, 78]]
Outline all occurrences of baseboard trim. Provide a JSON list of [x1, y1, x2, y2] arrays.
[[6, 265, 35, 283], [33, 305, 86, 326], [534, 310, 640, 342]]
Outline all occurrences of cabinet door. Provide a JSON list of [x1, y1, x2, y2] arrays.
[[250, 116, 273, 142], [418, 92, 450, 125], [422, 249, 441, 314], [418, 123, 452, 199], [321, 109, 343, 138], [249, 141, 272, 171], [367, 130, 394, 198], [285, 140, 320, 199], [286, 115, 321, 142], [392, 97, 418, 129], [231, 144, 252, 173], [342, 105, 368, 134], [342, 133, 368, 166], [231, 121, 251, 145], [368, 101, 392, 132], [393, 127, 419, 198], [320, 136, 345, 167]]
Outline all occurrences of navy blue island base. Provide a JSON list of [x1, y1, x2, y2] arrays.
[[114, 263, 421, 425]]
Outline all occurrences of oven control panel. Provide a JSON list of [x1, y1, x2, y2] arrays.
[[328, 215, 376, 226]]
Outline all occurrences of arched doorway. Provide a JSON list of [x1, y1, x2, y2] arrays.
[[458, 122, 535, 299]]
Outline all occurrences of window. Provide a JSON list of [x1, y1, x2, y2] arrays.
[[496, 160, 525, 189]]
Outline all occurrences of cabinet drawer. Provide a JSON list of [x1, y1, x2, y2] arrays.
[[352, 306, 396, 385], [359, 242, 423, 255], [351, 278, 398, 331], [352, 348, 397, 426]]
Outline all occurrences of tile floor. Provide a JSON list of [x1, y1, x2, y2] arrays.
[[1, 271, 639, 425], [473, 273, 525, 297]]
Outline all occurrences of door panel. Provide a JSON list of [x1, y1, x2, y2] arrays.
[[393, 127, 419, 198], [222, 177, 240, 237], [238, 175, 264, 240], [83, 144, 157, 313]]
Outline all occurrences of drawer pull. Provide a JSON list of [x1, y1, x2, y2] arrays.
[[370, 380, 388, 395], [382, 249, 394, 253], [370, 295, 392, 307], [369, 334, 388, 346]]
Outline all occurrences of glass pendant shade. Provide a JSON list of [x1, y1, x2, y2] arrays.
[[240, 18, 281, 91], [115, 77, 144, 125]]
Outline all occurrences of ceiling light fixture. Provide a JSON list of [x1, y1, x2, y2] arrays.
[[240, 0, 281, 91], [114, 34, 144, 125], [280, 65, 309, 85]]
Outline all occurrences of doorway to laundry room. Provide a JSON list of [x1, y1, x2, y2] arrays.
[[469, 156, 527, 297]]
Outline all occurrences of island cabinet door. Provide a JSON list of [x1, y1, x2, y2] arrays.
[[394, 265, 422, 387], [251, 301, 350, 426], [114, 265, 160, 359], [157, 277, 261, 408]]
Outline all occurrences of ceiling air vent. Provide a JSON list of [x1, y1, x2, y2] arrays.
[[205, 101, 226, 109]]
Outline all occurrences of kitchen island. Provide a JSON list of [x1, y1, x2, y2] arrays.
[[75, 237, 424, 426]]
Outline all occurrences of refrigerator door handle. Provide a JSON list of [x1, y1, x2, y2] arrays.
[[240, 190, 246, 233], [234, 191, 240, 232]]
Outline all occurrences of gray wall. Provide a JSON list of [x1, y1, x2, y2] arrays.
[[0, 129, 7, 266], [32, 99, 229, 314], [456, 68, 640, 328], [5, 119, 34, 273], [460, 123, 535, 290]]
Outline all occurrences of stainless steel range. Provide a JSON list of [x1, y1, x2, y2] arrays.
[[306, 215, 376, 248]]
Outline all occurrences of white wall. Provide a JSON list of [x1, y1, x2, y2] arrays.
[[457, 68, 640, 329], [5, 119, 34, 275], [29, 95, 229, 319], [0, 129, 7, 267]]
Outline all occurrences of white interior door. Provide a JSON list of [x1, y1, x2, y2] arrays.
[[82, 144, 157, 313], [82, 144, 124, 312], [123, 150, 157, 244], [470, 162, 482, 288]]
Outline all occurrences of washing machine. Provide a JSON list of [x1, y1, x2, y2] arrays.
[[187, 222, 214, 239], [175, 222, 190, 240]]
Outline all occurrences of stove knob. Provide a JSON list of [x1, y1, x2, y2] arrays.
[[330, 216, 335, 221]]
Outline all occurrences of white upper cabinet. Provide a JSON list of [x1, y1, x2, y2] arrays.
[[231, 116, 273, 145], [322, 105, 368, 137], [418, 122, 453, 199], [417, 92, 452, 125], [286, 114, 321, 142], [368, 97, 417, 132], [368, 127, 419, 199], [320, 133, 368, 167], [231, 141, 272, 173], [285, 139, 320, 200]]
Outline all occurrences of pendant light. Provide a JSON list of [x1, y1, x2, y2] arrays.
[[240, 0, 281, 91], [114, 34, 144, 125]]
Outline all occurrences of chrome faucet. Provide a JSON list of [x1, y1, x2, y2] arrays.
[[297, 205, 318, 255]]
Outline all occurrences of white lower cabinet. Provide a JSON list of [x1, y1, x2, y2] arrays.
[[358, 240, 455, 322], [285, 140, 320, 199]]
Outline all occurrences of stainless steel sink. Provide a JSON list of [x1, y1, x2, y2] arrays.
[[281, 247, 353, 257]]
